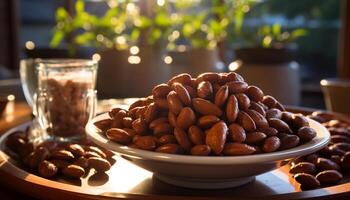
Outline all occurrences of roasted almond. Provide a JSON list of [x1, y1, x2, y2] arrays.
[[237, 111, 256, 132], [297, 127, 316, 142], [262, 136, 281, 152], [266, 108, 282, 119], [134, 136, 157, 150], [190, 145, 211, 156], [245, 132, 266, 144], [249, 101, 266, 117], [168, 73, 192, 86], [228, 123, 246, 143], [226, 81, 248, 94], [176, 107, 196, 129], [316, 170, 343, 185], [173, 82, 192, 106], [223, 143, 255, 156], [226, 95, 239, 123], [94, 119, 112, 132], [246, 109, 268, 129], [158, 134, 177, 145], [131, 118, 148, 135], [246, 86, 264, 102], [197, 115, 220, 129], [149, 117, 168, 130], [214, 85, 229, 107], [290, 162, 317, 174], [268, 118, 292, 134], [167, 91, 183, 115], [188, 125, 205, 145], [156, 144, 183, 154], [192, 98, 222, 116], [294, 173, 320, 189], [144, 103, 159, 123], [197, 81, 213, 100], [152, 84, 172, 98], [235, 93, 251, 110], [205, 121, 228, 154], [174, 127, 192, 152]]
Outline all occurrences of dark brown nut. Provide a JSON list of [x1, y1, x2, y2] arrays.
[[246, 86, 264, 102], [84, 151, 102, 158], [275, 102, 286, 111], [188, 125, 205, 145], [149, 117, 168, 129], [113, 110, 129, 121], [129, 98, 149, 110], [197, 115, 220, 129], [290, 157, 306, 166], [341, 151, 350, 171], [88, 157, 111, 172], [5, 134, 26, 152], [129, 106, 146, 119], [23, 152, 40, 169], [51, 150, 74, 161], [144, 103, 159, 123], [152, 84, 172, 98], [262, 95, 277, 108], [289, 162, 317, 174], [311, 111, 334, 122], [156, 144, 183, 154], [131, 118, 148, 135], [205, 121, 228, 154], [293, 114, 310, 129], [223, 143, 255, 156], [173, 82, 192, 106], [280, 135, 300, 150], [34, 147, 51, 163], [154, 98, 168, 109], [333, 142, 350, 151], [158, 134, 177, 145], [167, 73, 192, 86], [121, 117, 133, 128], [66, 144, 85, 157], [226, 95, 239, 123], [235, 93, 251, 110], [134, 136, 157, 151], [94, 119, 112, 132], [174, 128, 192, 152], [330, 155, 342, 165], [38, 160, 58, 178], [197, 81, 213, 100], [245, 132, 267, 145], [268, 118, 292, 134], [228, 123, 246, 143], [185, 85, 197, 98], [294, 173, 320, 189], [215, 85, 229, 107], [86, 146, 107, 159], [106, 128, 132, 144], [176, 107, 196, 129], [329, 127, 350, 137], [316, 170, 343, 185], [153, 123, 172, 137], [281, 111, 294, 124], [258, 127, 278, 137], [74, 157, 89, 169], [263, 136, 281, 153], [62, 165, 85, 178], [196, 72, 220, 84], [252, 145, 263, 154], [220, 72, 244, 82], [266, 109, 282, 119], [167, 91, 183, 115], [192, 98, 222, 116], [237, 111, 256, 132], [226, 81, 248, 94], [245, 109, 269, 129], [123, 128, 137, 137], [305, 154, 319, 165], [257, 102, 269, 111], [297, 127, 317, 142], [316, 157, 340, 171], [249, 101, 266, 117], [190, 145, 211, 156], [331, 135, 350, 143], [49, 159, 70, 169]]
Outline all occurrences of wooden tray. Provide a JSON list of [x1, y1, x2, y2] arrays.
[[1, 109, 350, 200]]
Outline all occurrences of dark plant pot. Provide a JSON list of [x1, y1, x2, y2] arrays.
[[234, 47, 295, 65]]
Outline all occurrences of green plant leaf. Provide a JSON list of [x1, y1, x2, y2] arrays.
[[50, 30, 64, 48], [272, 23, 281, 36], [291, 29, 308, 39], [75, 0, 84, 14]]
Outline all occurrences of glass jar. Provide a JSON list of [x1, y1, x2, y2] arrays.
[[35, 59, 98, 141]]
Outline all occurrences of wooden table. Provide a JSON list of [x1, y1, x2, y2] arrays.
[[0, 101, 31, 134]]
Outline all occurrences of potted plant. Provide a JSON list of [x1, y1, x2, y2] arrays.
[[233, 23, 307, 105]]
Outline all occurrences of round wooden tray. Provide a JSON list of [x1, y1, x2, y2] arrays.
[[1, 108, 350, 200]]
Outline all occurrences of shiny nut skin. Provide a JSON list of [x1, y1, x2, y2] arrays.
[[167, 73, 192, 86], [266, 109, 282, 119], [173, 82, 192, 106], [289, 162, 317, 174], [262, 95, 277, 108], [228, 123, 246, 143], [235, 93, 251, 110], [197, 81, 213, 100], [106, 128, 132, 144], [144, 103, 158, 123], [262, 136, 281, 153], [131, 118, 148, 135], [258, 127, 278, 137], [62, 165, 85, 178], [249, 102, 266, 117], [223, 143, 255, 156], [188, 126, 205, 145], [192, 98, 222, 117], [293, 114, 310, 129], [237, 111, 256, 132], [174, 128, 192, 152], [197, 115, 220, 129], [245, 109, 268, 129], [153, 123, 172, 137], [268, 118, 292, 134], [85, 146, 107, 159], [341, 151, 350, 171], [156, 144, 183, 154], [52, 149, 74, 161], [152, 84, 172, 98], [316, 170, 343, 185], [88, 157, 111, 172], [149, 117, 168, 130], [246, 86, 264, 102], [226, 95, 239, 123], [167, 91, 184, 115], [74, 157, 89, 169], [280, 135, 300, 150], [66, 144, 85, 157], [38, 160, 58, 178], [214, 85, 229, 107], [190, 145, 211, 156], [205, 121, 228, 154], [94, 119, 112, 132], [294, 173, 320, 189], [134, 136, 157, 151], [245, 132, 267, 145], [297, 127, 316, 142], [158, 134, 177, 145], [176, 107, 196, 130], [316, 157, 340, 171], [226, 81, 248, 93]]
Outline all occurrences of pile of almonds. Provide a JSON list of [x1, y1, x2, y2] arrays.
[[5, 129, 114, 179], [95, 72, 317, 156], [290, 111, 350, 190]]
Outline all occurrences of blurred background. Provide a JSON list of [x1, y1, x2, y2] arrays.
[[0, 0, 349, 109]]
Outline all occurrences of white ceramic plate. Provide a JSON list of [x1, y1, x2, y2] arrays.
[[86, 113, 330, 189]]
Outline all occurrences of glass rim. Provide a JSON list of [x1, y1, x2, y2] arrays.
[[36, 59, 97, 70]]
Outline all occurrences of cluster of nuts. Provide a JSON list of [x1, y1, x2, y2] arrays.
[[290, 111, 350, 190], [5, 129, 114, 179], [44, 78, 91, 137], [94, 72, 317, 156]]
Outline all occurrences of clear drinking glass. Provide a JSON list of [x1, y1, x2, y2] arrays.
[[35, 59, 98, 141], [20, 59, 38, 108]]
